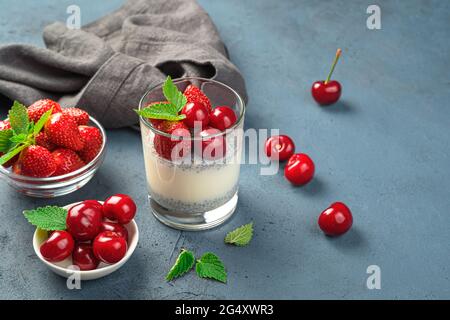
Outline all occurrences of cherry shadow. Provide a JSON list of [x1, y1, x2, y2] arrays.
[[319, 100, 357, 114]]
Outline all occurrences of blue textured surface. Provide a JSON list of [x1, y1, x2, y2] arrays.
[[0, 0, 449, 299]]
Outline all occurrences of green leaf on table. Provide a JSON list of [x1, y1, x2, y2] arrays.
[[34, 109, 52, 135], [225, 222, 254, 246], [166, 249, 195, 281], [162, 76, 187, 112], [195, 252, 227, 283], [0, 129, 14, 153], [23, 206, 68, 231], [135, 103, 186, 121], [0, 143, 27, 166], [8, 101, 29, 135]]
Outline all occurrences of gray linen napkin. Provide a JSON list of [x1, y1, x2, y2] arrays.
[[0, 0, 247, 128]]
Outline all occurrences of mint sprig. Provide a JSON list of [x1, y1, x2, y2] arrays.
[[0, 129, 14, 153], [0, 101, 52, 166], [135, 76, 187, 121], [195, 252, 227, 283], [163, 76, 188, 112], [225, 222, 254, 246], [165, 249, 227, 283], [23, 206, 68, 231], [9, 101, 29, 135], [166, 248, 195, 281]]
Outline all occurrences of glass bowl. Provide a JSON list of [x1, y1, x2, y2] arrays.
[[0, 116, 107, 198], [139, 77, 246, 231]]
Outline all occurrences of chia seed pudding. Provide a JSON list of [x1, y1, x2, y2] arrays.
[[141, 123, 242, 213]]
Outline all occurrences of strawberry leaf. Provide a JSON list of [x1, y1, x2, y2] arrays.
[[0, 129, 14, 153], [8, 101, 29, 135], [23, 206, 68, 231], [195, 252, 227, 283], [163, 76, 187, 112], [166, 249, 195, 281]]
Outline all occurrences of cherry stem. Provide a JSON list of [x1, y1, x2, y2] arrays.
[[325, 48, 342, 85]]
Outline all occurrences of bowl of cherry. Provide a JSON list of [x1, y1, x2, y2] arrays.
[[31, 194, 138, 281]]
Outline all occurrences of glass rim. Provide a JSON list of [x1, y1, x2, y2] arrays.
[[138, 77, 246, 140], [0, 115, 107, 182]]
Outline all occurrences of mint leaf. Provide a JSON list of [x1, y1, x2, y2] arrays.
[[0, 143, 27, 166], [9, 133, 28, 144], [23, 206, 68, 231], [34, 109, 52, 135], [135, 103, 186, 121], [195, 252, 227, 283], [8, 101, 29, 135], [225, 222, 254, 246], [166, 249, 195, 281], [163, 76, 187, 112], [0, 129, 14, 153]]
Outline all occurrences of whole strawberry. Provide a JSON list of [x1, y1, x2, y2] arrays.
[[35, 132, 57, 151], [62, 108, 89, 126], [16, 145, 56, 177], [52, 148, 85, 176], [153, 121, 191, 161], [183, 84, 212, 111], [45, 113, 84, 151], [78, 126, 103, 163], [27, 99, 62, 123]]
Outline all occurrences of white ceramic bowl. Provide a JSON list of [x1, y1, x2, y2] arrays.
[[32, 202, 139, 281]]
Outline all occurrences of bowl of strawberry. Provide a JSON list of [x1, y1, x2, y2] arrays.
[[0, 99, 106, 197], [26, 194, 138, 281]]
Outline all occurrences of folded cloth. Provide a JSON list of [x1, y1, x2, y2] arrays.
[[0, 0, 247, 128]]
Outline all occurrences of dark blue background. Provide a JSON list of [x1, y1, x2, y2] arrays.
[[0, 0, 449, 299]]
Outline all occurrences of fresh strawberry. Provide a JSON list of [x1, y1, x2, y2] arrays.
[[27, 99, 62, 123], [78, 126, 103, 163], [1, 153, 19, 168], [45, 113, 84, 151], [62, 108, 89, 126], [183, 84, 212, 111], [0, 119, 10, 130], [153, 121, 191, 160], [35, 132, 57, 151], [52, 148, 85, 176], [15, 145, 56, 177]]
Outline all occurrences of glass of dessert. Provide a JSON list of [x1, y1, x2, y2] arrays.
[[138, 77, 245, 230]]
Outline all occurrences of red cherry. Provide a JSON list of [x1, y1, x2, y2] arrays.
[[284, 153, 315, 186], [40, 230, 74, 262], [312, 49, 342, 105], [66, 202, 103, 241], [103, 194, 137, 224], [82, 200, 103, 211], [318, 202, 353, 236], [265, 135, 295, 161], [72, 243, 100, 271], [181, 101, 209, 129], [209, 106, 237, 131], [100, 221, 129, 242], [93, 231, 127, 264], [311, 80, 341, 105], [195, 127, 226, 160]]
